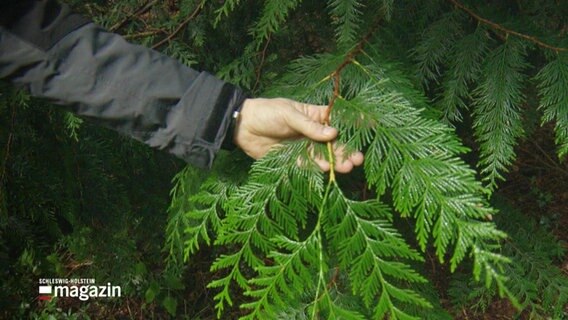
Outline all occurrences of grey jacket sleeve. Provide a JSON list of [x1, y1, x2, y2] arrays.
[[0, 0, 247, 168]]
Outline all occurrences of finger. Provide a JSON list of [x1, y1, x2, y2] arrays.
[[331, 145, 351, 173], [348, 151, 364, 166], [285, 109, 337, 142], [314, 157, 331, 172], [332, 145, 364, 173], [334, 159, 354, 173], [299, 102, 330, 124]]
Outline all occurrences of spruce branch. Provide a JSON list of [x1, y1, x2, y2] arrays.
[[447, 0, 567, 52]]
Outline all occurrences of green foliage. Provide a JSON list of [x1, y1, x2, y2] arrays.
[[29, 297, 91, 320], [411, 1, 568, 187], [164, 166, 208, 275], [251, 0, 302, 41], [328, 0, 364, 48], [437, 27, 489, 122], [170, 41, 515, 317], [64, 112, 84, 141], [473, 39, 528, 187], [535, 55, 568, 159], [413, 12, 464, 84], [449, 200, 568, 319]]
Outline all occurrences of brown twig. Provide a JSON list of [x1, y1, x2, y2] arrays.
[[447, 0, 567, 52], [110, 0, 159, 32], [151, 2, 204, 50], [324, 18, 383, 124], [320, 17, 382, 182], [123, 29, 166, 39], [252, 35, 272, 94], [530, 140, 568, 176], [326, 267, 340, 290]]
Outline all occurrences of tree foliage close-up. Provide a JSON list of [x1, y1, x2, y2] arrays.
[[1, 0, 567, 319]]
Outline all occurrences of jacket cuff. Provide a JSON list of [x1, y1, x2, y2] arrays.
[[221, 94, 248, 151], [150, 74, 248, 168]]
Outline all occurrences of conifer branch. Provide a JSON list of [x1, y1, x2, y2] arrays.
[[123, 29, 166, 39], [152, 1, 204, 50], [321, 18, 381, 183], [447, 0, 567, 52], [324, 17, 382, 123], [109, 0, 159, 32], [309, 178, 335, 318], [252, 34, 272, 94]]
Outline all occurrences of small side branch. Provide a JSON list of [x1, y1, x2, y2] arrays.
[[324, 17, 382, 123], [448, 0, 567, 52], [252, 34, 272, 94], [124, 29, 166, 40], [152, 1, 204, 50], [322, 18, 382, 181], [110, 0, 159, 32]]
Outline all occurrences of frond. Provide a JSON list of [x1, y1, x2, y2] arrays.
[[472, 39, 528, 188], [208, 142, 323, 317], [213, 0, 242, 25], [412, 12, 463, 84], [164, 166, 207, 274], [240, 235, 319, 319], [449, 201, 565, 317], [326, 187, 430, 318], [183, 177, 233, 260], [328, 0, 364, 48], [437, 27, 489, 123], [251, 0, 303, 42], [331, 51, 511, 299], [535, 55, 568, 159]]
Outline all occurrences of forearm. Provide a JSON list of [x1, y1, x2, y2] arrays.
[[0, 0, 246, 168]]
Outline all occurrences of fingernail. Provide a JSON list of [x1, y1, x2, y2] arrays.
[[323, 126, 335, 135]]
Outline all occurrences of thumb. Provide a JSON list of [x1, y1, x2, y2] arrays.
[[286, 109, 337, 142]]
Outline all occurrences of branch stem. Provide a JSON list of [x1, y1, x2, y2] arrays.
[[151, 1, 204, 50], [110, 0, 159, 32], [447, 0, 567, 52]]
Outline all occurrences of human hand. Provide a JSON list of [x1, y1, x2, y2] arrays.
[[233, 98, 364, 173]]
